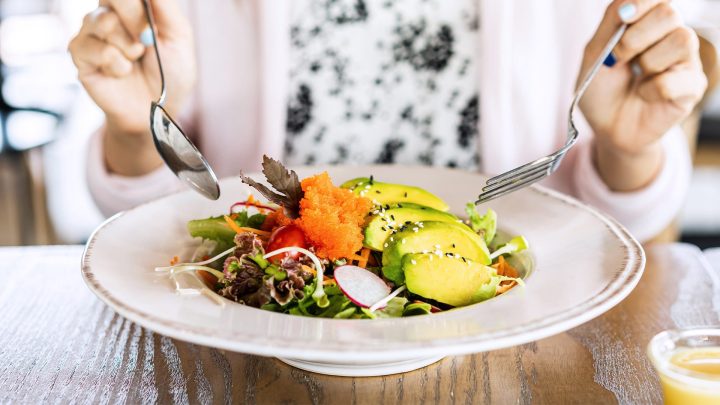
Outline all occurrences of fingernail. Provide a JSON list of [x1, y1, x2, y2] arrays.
[[603, 52, 616, 67], [618, 3, 637, 22], [140, 26, 154, 46]]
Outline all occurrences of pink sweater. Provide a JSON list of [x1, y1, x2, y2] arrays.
[[87, 0, 711, 242]]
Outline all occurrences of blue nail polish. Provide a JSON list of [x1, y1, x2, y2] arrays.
[[140, 27, 154, 46], [603, 52, 616, 68], [618, 3, 637, 22]]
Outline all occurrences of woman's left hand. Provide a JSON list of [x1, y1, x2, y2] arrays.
[[579, 0, 707, 191]]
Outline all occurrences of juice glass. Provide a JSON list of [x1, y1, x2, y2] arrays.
[[647, 328, 720, 405]]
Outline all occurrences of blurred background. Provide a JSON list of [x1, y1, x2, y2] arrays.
[[0, 0, 718, 247]]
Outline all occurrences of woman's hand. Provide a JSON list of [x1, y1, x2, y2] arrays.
[[579, 0, 707, 191], [69, 0, 196, 176]]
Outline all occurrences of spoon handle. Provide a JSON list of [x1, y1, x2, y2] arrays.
[[142, 0, 167, 107]]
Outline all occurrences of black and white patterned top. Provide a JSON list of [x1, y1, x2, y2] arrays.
[[285, 0, 480, 169]]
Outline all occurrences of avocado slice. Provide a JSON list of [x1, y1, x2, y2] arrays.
[[340, 177, 449, 212], [340, 177, 369, 190], [403, 253, 498, 306], [381, 221, 491, 284], [364, 204, 459, 251]]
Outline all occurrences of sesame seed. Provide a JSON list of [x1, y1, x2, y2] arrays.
[[404, 192, 408, 198], [402, 239, 406, 244], [381, 227, 387, 231], [389, 237, 394, 242], [384, 243, 388, 248], [452, 243, 456, 248], [375, 190, 381, 194], [411, 259, 417, 265]]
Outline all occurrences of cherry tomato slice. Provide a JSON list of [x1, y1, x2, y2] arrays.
[[266, 225, 308, 263]]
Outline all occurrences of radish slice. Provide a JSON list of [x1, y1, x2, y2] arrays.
[[334, 265, 391, 308]]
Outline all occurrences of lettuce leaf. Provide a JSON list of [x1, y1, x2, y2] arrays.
[[402, 302, 433, 316], [187, 211, 267, 251], [465, 203, 497, 245], [489, 236, 529, 260], [360, 297, 408, 319]]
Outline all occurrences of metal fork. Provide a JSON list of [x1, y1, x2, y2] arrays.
[[475, 25, 627, 205]]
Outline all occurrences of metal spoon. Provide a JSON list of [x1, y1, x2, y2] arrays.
[[142, 0, 220, 200]]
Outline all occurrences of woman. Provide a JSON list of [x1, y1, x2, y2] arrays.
[[69, 0, 711, 242]]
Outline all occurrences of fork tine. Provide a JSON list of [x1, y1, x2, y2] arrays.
[[476, 170, 548, 204], [482, 159, 555, 193], [486, 155, 555, 186]]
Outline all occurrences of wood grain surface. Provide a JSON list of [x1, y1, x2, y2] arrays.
[[1, 244, 719, 404]]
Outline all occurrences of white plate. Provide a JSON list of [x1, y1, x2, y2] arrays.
[[81, 166, 645, 377]]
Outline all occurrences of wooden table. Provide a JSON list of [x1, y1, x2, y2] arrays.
[[1, 244, 719, 404]]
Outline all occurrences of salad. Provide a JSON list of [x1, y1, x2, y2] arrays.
[[157, 156, 527, 319]]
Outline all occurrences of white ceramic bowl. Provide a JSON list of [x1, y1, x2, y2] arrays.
[[81, 166, 645, 376]]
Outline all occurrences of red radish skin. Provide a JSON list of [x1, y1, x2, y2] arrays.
[[333, 265, 391, 308]]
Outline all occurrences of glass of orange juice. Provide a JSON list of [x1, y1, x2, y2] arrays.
[[647, 328, 720, 405]]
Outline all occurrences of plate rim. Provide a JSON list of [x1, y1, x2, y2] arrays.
[[81, 168, 645, 362]]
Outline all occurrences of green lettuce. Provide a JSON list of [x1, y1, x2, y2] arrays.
[[465, 203, 497, 245], [489, 236, 529, 260], [402, 302, 433, 316], [360, 297, 408, 319], [187, 211, 267, 251]]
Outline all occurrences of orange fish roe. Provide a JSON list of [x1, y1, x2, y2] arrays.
[[293, 172, 372, 260]]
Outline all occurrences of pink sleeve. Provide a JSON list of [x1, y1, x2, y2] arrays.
[[571, 126, 692, 242], [86, 128, 183, 217]]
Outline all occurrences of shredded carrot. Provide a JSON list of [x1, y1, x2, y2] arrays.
[[496, 283, 515, 294], [301, 264, 316, 276], [224, 215, 243, 234], [169, 255, 179, 266], [355, 248, 371, 268], [348, 254, 364, 262], [323, 277, 335, 285], [223, 215, 271, 237], [493, 256, 519, 278], [493, 256, 519, 294]]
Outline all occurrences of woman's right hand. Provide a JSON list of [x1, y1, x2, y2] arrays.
[[69, 0, 196, 176]]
